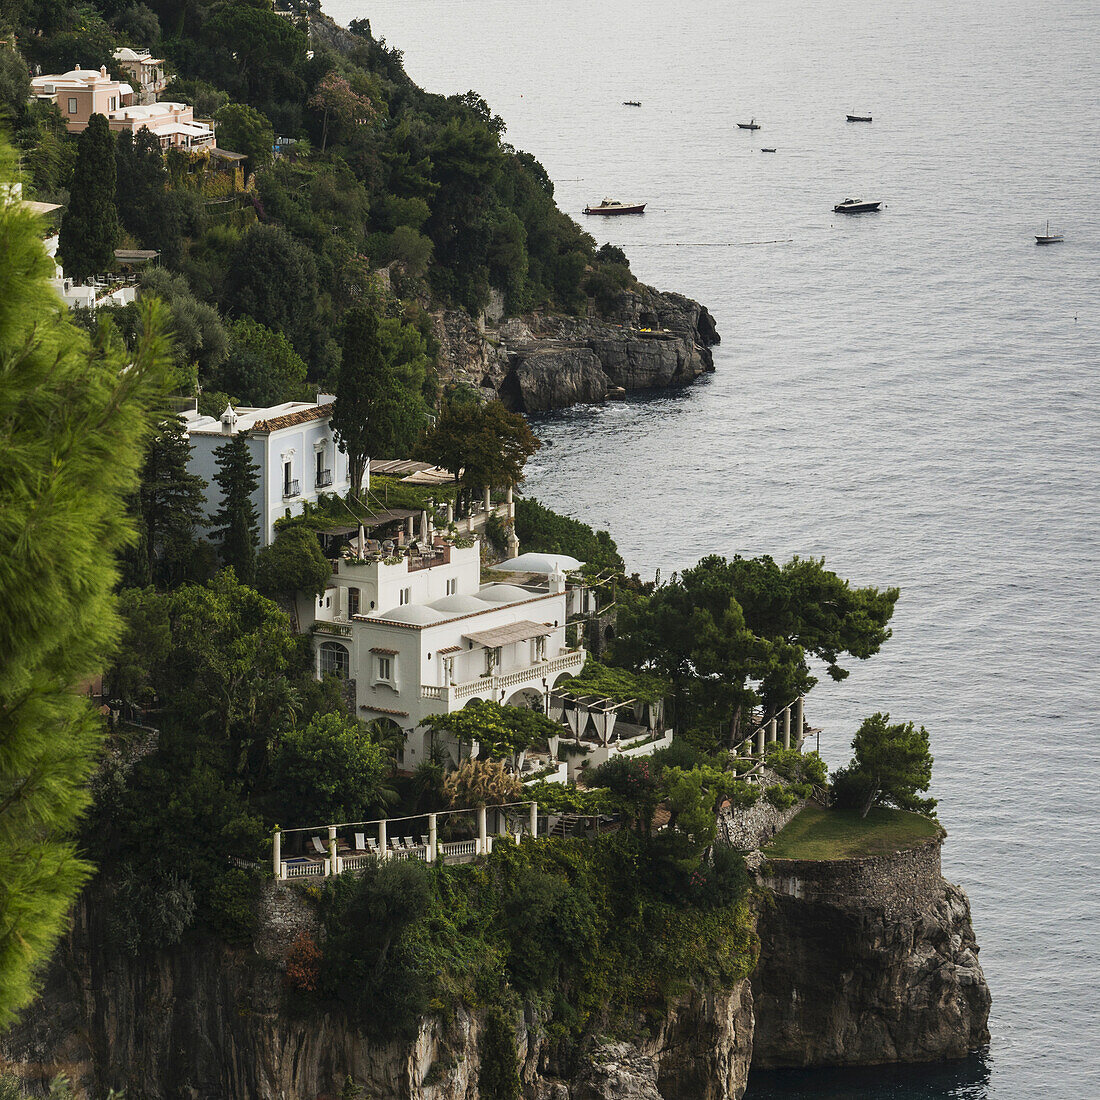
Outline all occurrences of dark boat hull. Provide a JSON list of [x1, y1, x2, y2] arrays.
[[847, 115, 873, 122], [737, 123, 760, 130], [584, 204, 646, 215], [1035, 236, 1063, 244], [834, 201, 882, 213]]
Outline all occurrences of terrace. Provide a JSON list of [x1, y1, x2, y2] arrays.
[[268, 800, 548, 880]]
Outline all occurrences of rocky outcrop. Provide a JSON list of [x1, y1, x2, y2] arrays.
[[751, 839, 991, 1068], [433, 285, 720, 413]]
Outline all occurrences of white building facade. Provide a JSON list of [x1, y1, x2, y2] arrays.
[[181, 398, 356, 546], [306, 543, 586, 770]]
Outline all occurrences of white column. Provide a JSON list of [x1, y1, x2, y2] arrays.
[[529, 801, 538, 839], [477, 805, 487, 856], [378, 819, 388, 860], [755, 723, 765, 755], [483, 486, 491, 513], [506, 485, 514, 519], [328, 825, 338, 876], [446, 502, 454, 525], [782, 707, 791, 750], [272, 828, 281, 879], [766, 717, 777, 748], [794, 697, 805, 751], [406, 515, 414, 541], [428, 813, 438, 863]]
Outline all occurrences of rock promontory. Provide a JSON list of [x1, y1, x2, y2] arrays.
[[433, 285, 720, 413]]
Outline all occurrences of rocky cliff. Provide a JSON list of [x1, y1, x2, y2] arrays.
[[1, 837, 988, 1100], [752, 838, 991, 1068], [433, 285, 720, 413]]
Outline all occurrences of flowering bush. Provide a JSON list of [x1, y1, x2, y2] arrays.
[[285, 931, 321, 994]]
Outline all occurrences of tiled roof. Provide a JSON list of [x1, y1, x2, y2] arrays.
[[250, 402, 334, 433], [360, 704, 409, 718]]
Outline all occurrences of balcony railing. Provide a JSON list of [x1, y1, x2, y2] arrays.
[[422, 649, 585, 709], [282, 479, 300, 499], [315, 469, 333, 488]]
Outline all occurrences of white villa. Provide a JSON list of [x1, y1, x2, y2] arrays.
[[305, 547, 591, 772], [180, 397, 355, 546]]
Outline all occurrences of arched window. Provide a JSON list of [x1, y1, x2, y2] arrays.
[[318, 641, 350, 679]]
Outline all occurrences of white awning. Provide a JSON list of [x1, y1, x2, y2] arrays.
[[464, 620, 553, 648]]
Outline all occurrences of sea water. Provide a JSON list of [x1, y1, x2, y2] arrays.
[[325, 2, 1100, 1094]]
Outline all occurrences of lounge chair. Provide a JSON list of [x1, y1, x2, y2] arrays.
[[403, 836, 415, 849], [420, 834, 430, 848], [311, 836, 327, 856], [354, 832, 366, 852], [367, 837, 379, 854]]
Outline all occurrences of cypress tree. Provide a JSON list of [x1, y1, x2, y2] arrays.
[[331, 304, 382, 499], [58, 113, 119, 283], [210, 433, 260, 583], [0, 133, 168, 1027], [137, 418, 208, 588]]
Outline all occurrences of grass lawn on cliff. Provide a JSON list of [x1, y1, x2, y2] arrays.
[[763, 803, 943, 860]]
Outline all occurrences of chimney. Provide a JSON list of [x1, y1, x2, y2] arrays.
[[220, 403, 238, 435], [100, 65, 107, 77]]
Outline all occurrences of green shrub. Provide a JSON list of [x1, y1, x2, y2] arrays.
[[208, 866, 262, 947], [764, 785, 798, 810], [478, 1005, 521, 1100]]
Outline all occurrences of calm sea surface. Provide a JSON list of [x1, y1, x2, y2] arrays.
[[328, 2, 1100, 1094]]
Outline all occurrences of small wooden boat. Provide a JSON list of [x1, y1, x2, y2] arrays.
[[833, 197, 881, 213], [1035, 220, 1063, 244], [761, 147, 777, 153], [584, 199, 646, 216], [737, 118, 761, 130], [847, 114, 872, 122], [622, 100, 641, 107]]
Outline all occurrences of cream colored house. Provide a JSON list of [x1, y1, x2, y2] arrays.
[[112, 47, 167, 103], [31, 65, 134, 130]]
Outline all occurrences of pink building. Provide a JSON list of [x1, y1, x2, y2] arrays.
[[107, 102, 215, 150], [31, 65, 134, 131]]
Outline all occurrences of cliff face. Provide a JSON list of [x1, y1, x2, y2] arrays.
[[433, 285, 720, 413], [0, 885, 753, 1100], [1, 839, 989, 1099], [751, 839, 991, 1068]]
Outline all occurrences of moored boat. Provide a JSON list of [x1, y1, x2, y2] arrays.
[[1035, 220, 1064, 244], [847, 114, 873, 122], [623, 100, 641, 107], [737, 118, 761, 130], [761, 147, 777, 153], [584, 199, 646, 215], [833, 197, 881, 213]]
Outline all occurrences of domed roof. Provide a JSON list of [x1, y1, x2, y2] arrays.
[[427, 593, 491, 613], [375, 603, 446, 625], [477, 584, 533, 603], [490, 552, 583, 574]]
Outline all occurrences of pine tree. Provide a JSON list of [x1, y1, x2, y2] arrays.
[[210, 434, 260, 583], [58, 113, 119, 283], [0, 134, 168, 1028], [137, 418, 208, 588]]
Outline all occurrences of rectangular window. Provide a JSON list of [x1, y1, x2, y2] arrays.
[[348, 587, 360, 617], [377, 656, 391, 681], [109, 96, 117, 111], [67, 98, 77, 114], [446, 578, 457, 595], [399, 587, 411, 606]]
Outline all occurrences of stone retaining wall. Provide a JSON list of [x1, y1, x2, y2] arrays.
[[762, 834, 945, 920], [717, 768, 806, 851]]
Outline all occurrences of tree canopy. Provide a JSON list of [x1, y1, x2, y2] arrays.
[[424, 700, 561, 763], [834, 713, 936, 819], [0, 135, 168, 1026], [419, 399, 540, 491], [615, 554, 898, 745]]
